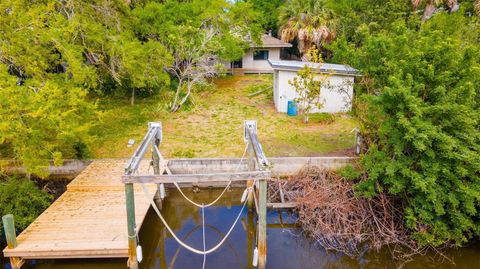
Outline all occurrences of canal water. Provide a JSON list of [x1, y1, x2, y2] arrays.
[[2, 188, 480, 269]]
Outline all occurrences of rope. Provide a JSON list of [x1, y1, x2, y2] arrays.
[[202, 204, 206, 269], [170, 143, 249, 208], [140, 181, 249, 255]]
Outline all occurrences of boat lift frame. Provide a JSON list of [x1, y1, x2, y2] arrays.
[[123, 121, 271, 269]]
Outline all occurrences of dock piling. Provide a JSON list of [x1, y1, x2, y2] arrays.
[[258, 179, 267, 269], [125, 183, 138, 269], [2, 214, 25, 269]]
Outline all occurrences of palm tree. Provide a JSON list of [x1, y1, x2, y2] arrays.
[[412, 0, 459, 21], [475, 0, 480, 15], [278, 0, 337, 57]]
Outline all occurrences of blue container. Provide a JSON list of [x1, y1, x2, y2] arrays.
[[287, 100, 297, 116]]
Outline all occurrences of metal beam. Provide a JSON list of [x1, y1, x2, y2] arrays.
[[123, 171, 271, 184], [244, 121, 269, 169], [124, 122, 162, 175]]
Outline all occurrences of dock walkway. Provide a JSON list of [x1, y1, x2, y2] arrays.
[[3, 159, 155, 260]]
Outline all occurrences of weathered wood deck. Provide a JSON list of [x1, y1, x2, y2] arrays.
[[2, 159, 155, 260]]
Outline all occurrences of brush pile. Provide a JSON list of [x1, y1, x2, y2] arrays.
[[268, 166, 428, 259]]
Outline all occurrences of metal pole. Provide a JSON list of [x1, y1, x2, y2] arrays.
[[125, 183, 138, 269], [2, 214, 25, 269], [152, 140, 163, 201]]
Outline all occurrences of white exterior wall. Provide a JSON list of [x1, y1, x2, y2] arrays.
[[242, 48, 281, 70], [273, 70, 354, 113]]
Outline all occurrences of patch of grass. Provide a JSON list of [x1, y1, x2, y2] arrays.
[[91, 74, 358, 158], [308, 112, 337, 124]]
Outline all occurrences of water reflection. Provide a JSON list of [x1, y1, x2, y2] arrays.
[[140, 188, 255, 269], [2, 188, 480, 269]]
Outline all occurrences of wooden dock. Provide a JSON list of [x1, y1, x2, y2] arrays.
[[2, 159, 155, 260]]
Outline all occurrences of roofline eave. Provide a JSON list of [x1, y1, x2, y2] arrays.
[[270, 66, 361, 77]]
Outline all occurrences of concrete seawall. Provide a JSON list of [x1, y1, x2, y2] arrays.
[[1, 159, 93, 179], [2, 157, 357, 179], [168, 157, 357, 176]]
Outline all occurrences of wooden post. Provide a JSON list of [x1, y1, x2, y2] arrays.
[[247, 208, 254, 267], [125, 183, 138, 269], [2, 214, 25, 269], [258, 179, 267, 269], [158, 227, 167, 269], [247, 142, 255, 211]]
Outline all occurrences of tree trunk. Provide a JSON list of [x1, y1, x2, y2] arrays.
[[422, 3, 436, 21], [174, 81, 193, 112], [170, 79, 183, 112], [131, 88, 135, 105]]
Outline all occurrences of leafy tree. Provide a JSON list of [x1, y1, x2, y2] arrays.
[[0, 65, 97, 177], [278, 0, 337, 56], [326, 0, 414, 43], [0, 177, 52, 238], [289, 47, 329, 123], [247, 0, 285, 35], [0, 0, 171, 102], [331, 14, 480, 246], [0, 0, 173, 174], [134, 0, 262, 112]]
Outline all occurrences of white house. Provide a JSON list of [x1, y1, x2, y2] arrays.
[[269, 60, 360, 113], [227, 35, 292, 73]]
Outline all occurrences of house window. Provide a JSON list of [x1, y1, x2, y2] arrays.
[[253, 50, 269, 60]]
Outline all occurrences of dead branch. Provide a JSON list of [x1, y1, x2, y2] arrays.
[[268, 166, 443, 264]]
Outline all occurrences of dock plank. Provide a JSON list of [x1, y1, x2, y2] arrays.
[[2, 159, 156, 260]]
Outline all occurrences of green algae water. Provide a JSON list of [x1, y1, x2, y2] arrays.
[[2, 188, 480, 269]]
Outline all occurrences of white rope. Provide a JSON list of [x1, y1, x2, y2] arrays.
[[169, 143, 249, 208], [140, 182, 249, 255], [202, 204, 206, 269]]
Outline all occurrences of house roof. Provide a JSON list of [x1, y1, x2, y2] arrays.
[[254, 35, 292, 48], [269, 60, 361, 76]]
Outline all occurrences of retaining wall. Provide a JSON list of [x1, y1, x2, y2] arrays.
[[2, 157, 357, 179]]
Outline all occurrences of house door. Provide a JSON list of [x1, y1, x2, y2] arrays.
[[232, 60, 242, 68]]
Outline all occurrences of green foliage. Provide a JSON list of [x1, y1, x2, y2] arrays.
[[327, 0, 414, 42], [338, 165, 362, 181], [0, 177, 52, 239], [332, 13, 480, 246], [0, 0, 173, 175], [0, 0, 260, 174], [0, 65, 97, 177], [289, 47, 329, 123], [308, 113, 336, 124], [133, 0, 262, 111], [247, 0, 285, 35], [278, 0, 338, 54], [171, 148, 196, 158]]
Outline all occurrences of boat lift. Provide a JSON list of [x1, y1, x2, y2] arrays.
[[123, 120, 271, 269]]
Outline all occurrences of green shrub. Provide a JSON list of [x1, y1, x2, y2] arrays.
[[333, 16, 480, 246], [0, 177, 52, 242], [338, 165, 362, 181], [308, 113, 337, 124], [171, 148, 196, 158]]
